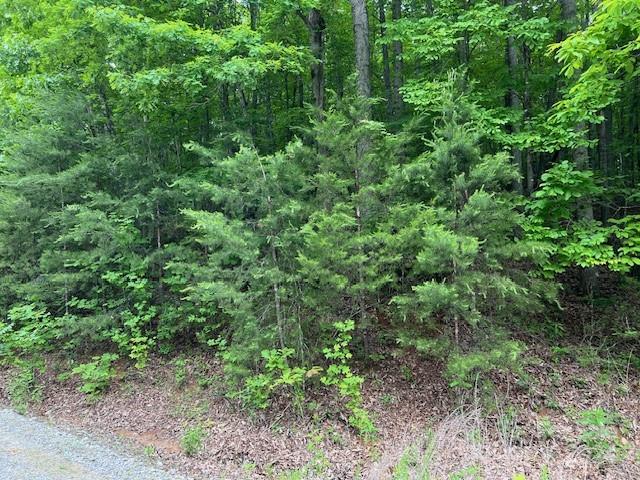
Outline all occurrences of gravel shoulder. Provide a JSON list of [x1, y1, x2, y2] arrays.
[[0, 408, 191, 480]]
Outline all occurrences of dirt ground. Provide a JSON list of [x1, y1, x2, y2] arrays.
[[1, 345, 638, 479]]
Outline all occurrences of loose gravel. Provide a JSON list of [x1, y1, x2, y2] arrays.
[[0, 408, 191, 480]]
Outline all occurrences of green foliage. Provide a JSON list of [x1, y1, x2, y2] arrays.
[[180, 425, 205, 457], [390, 431, 435, 480], [391, 87, 552, 388], [173, 358, 188, 389], [321, 321, 375, 438], [446, 340, 524, 389], [538, 416, 555, 441], [551, 0, 640, 127], [578, 408, 629, 461], [0, 0, 638, 433], [71, 353, 119, 398], [7, 359, 44, 414], [241, 348, 309, 410], [0, 305, 57, 359], [526, 161, 640, 274]]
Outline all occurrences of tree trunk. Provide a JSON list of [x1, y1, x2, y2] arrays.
[[308, 8, 326, 113], [391, 0, 403, 116], [598, 107, 612, 221], [523, 42, 535, 194], [249, 1, 259, 30], [350, 0, 373, 353], [562, 0, 596, 294], [350, 0, 372, 106], [505, 0, 522, 193], [297, 75, 304, 108], [378, 0, 393, 117]]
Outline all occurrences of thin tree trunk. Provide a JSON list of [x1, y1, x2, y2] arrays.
[[249, 1, 259, 30], [98, 86, 115, 135], [297, 75, 304, 107], [391, 0, 403, 116], [308, 8, 326, 114], [350, 0, 372, 105], [523, 42, 535, 194], [378, 0, 393, 117], [221, 83, 230, 120], [258, 160, 286, 349], [562, 0, 596, 294], [350, 0, 373, 353], [505, 0, 522, 193], [598, 107, 612, 221]]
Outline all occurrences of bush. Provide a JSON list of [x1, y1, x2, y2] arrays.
[[71, 353, 119, 398], [180, 425, 205, 456], [8, 359, 44, 414]]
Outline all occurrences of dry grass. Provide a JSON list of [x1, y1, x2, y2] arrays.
[[365, 404, 639, 480]]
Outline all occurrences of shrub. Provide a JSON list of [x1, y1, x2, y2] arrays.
[[8, 359, 44, 414], [180, 425, 205, 456], [578, 408, 629, 461], [71, 353, 119, 398]]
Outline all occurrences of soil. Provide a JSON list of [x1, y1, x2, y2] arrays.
[[1, 345, 638, 480]]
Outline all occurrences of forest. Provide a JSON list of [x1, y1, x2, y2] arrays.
[[0, 0, 639, 478]]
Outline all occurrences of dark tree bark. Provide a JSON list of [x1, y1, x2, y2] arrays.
[[249, 0, 259, 30], [597, 108, 612, 188], [378, 0, 393, 117], [391, 0, 403, 116], [457, 0, 470, 66], [350, 0, 372, 106], [561, 0, 596, 294], [307, 8, 326, 113], [297, 75, 304, 108], [504, 0, 523, 193], [350, 0, 373, 352], [523, 42, 535, 195]]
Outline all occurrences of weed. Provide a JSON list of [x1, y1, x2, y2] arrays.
[[380, 393, 396, 406], [242, 462, 256, 474], [550, 346, 570, 363], [307, 432, 330, 475], [180, 425, 205, 456], [615, 383, 630, 396], [173, 358, 188, 388], [467, 427, 483, 445], [596, 371, 611, 386], [496, 404, 521, 449], [143, 445, 156, 457], [543, 397, 561, 411], [400, 365, 414, 383], [194, 358, 217, 390], [326, 426, 345, 446], [540, 465, 551, 480], [8, 359, 44, 414], [578, 408, 629, 461], [450, 465, 482, 480], [575, 346, 601, 369], [71, 353, 119, 398], [548, 370, 562, 387], [538, 416, 555, 440], [321, 321, 376, 438], [390, 429, 435, 480], [241, 348, 308, 410], [570, 376, 589, 389]]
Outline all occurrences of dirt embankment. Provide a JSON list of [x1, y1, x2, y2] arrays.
[[1, 347, 638, 479]]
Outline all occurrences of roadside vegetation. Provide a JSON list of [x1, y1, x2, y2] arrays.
[[1, 0, 639, 478]]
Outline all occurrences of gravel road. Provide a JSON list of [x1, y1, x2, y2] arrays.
[[0, 408, 190, 480]]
